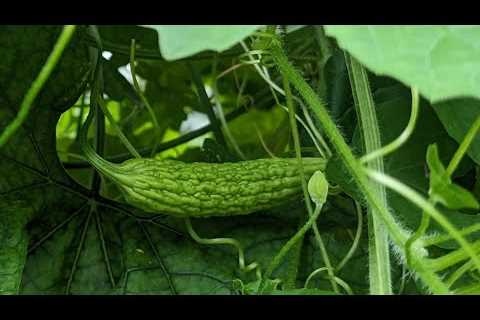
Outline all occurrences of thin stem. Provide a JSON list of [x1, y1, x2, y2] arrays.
[[428, 240, 480, 272], [187, 62, 226, 146], [88, 25, 106, 196], [211, 56, 246, 160], [304, 267, 354, 295], [216, 61, 257, 80], [314, 26, 333, 65], [398, 263, 408, 295], [313, 26, 333, 99], [422, 223, 480, 247], [0, 25, 77, 148], [254, 124, 277, 159], [184, 218, 261, 280], [298, 102, 332, 158], [336, 200, 364, 272], [238, 44, 327, 158], [75, 98, 86, 143], [280, 103, 326, 159], [97, 96, 141, 159], [79, 102, 125, 179], [259, 204, 324, 293], [284, 75, 338, 293], [360, 87, 420, 164], [446, 114, 480, 177], [263, 62, 331, 157], [240, 40, 331, 158], [446, 259, 475, 287], [453, 282, 480, 294], [304, 267, 328, 289], [130, 39, 161, 157]]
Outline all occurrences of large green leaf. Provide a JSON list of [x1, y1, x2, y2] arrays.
[[0, 201, 33, 294], [325, 26, 480, 102], [0, 26, 91, 294], [146, 26, 262, 61]]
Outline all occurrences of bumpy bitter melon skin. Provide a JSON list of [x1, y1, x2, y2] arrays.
[[108, 157, 327, 218]]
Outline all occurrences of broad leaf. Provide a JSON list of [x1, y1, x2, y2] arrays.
[[0, 201, 33, 294], [325, 26, 480, 102], [146, 25, 262, 61], [426, 144, 479, 210]]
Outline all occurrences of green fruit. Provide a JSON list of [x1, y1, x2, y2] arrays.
[[108, 157, 327, 218]]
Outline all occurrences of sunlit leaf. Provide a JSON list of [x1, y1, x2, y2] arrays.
[[325, 26, 480, 102], [146, 25, 262, 61]]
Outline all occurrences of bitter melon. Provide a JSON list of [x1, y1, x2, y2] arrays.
[[105, 157, 326, 218], [80, 108, 327, 218]]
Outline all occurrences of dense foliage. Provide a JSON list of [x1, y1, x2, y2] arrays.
[[2, 25, 480, 295]]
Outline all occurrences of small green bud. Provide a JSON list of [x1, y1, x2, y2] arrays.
[[308, 171, 328, 206]]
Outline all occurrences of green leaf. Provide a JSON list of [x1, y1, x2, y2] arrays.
[[0, 26, 90, 293], [426, 144, 448, 177], [146, 25, 262, 61], [0, 201, 33, 294], [325, 26, 480, 102], [426, 144, 479, 210]]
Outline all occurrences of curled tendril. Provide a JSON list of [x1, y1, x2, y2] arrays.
[[304, 267, 354, 295], [185, 218, 262, 280]]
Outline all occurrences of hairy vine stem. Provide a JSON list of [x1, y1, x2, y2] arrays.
[[344, 53, 392, 294], [269, 41, 453, 294]]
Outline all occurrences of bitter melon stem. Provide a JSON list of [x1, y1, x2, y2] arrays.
[[79, 105, 126, 182]]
